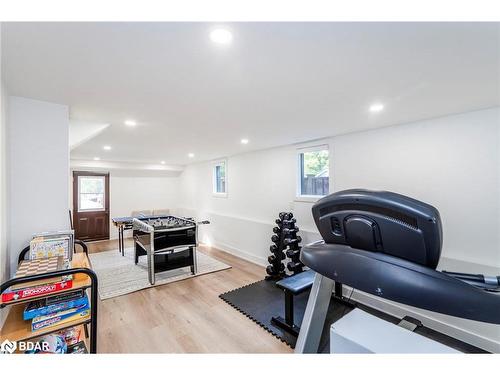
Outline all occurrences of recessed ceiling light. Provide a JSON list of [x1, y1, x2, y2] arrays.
[[93, 157, 100, 161], [103, 145, 111, 151], [124, 120, 137, 126], [369, 103, 384, 113], [188, 153, 195, 158], [160, 161, 166, 165], [240, 138, 249, 145], [210, 28, 233, 45]]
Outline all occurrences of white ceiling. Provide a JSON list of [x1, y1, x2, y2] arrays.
[[2, 22, 499, 166], [69, 120, 109, 150]]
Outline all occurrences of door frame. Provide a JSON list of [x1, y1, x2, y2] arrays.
[[72, 171, 110, 241]]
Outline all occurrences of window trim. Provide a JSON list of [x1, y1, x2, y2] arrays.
[[212, 159, 228, 198], [77, 175, 106, 212], [296, 144, 330, 201]]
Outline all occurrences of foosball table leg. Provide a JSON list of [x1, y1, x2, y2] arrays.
[[192, 246, 198, 275], [120, 226, 125, 256], [118, 225, 122, 254], [148, 232, 156, 285]]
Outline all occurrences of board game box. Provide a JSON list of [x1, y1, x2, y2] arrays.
[[32, 308, 90, 331], [67, 341, 88, 354], [1, 280, 73, 302], [56, 326, 84, 346], [24, 292, 88, 320], [11, 256, 72, 290], [30, 231, 74, 260]]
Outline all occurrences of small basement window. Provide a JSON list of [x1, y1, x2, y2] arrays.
[[213, 160, 227, 196], [297, 146, 330, 199]]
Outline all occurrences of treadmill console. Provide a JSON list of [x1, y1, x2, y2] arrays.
[[312, 189, 443, 269]]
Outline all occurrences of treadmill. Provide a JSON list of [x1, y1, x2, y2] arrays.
[[295, 189, 500, 353]]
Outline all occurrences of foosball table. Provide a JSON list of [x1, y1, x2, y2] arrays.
[[112, 215, 209, 285]]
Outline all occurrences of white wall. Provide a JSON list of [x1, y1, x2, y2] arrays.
[[7, 96, 70, 275], [0, 23, 9, 327], [332, 108, 500, 267], [108, 175, 180, 239], [178, 107, 500, 351]]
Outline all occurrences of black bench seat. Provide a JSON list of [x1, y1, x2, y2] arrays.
[[271, 270, 316, 336], [276, 270, 315, 294]]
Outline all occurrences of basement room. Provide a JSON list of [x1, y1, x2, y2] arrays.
[[0, 13, 499, 362]]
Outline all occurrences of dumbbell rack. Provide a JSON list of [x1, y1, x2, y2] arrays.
[[266, 212, 304, 280]]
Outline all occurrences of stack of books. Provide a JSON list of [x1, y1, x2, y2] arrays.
[[1, 256, 73, 302], [24, 290, 90, 332]]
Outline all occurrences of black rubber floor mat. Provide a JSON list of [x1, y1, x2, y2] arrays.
[[219, 278, 352, 351], [219, 278, 487, 353]]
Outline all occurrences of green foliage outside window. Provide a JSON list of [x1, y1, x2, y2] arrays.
[[303, 150, 329, 177]]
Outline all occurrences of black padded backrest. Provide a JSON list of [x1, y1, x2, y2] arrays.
[[312, 189, 443, 269]]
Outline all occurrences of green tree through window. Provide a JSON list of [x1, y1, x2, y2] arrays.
[[303, 150, 329, 177], [299, 148, 329, 196]]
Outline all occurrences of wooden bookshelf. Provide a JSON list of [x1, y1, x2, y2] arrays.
[[0, 251, 98, 353]]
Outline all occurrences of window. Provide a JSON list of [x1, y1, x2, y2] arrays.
[[78, 175, 106, 211], [213, 160, 227, 196], [297, 146, 330, 198]]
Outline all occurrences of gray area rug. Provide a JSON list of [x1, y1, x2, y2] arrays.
[[89, 247, 231, 300]]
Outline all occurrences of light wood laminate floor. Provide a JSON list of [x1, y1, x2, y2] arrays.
[[87, 238, 292, 353]]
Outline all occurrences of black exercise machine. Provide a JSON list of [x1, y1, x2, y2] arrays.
[[295, 189, 500, 353]]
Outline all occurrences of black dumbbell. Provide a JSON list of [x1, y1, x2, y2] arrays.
[[271, 234, 281, 243], [278, 212, 289, 220], [270, 245, 287, 255], [279, 212, 293, 220], [283, 236, 302, 246], [286, 249, 300, 258], [282, 218, 297, 225], [282, 227, 299, 234], [266, 265, 276, 275], [269, 253, 285, 262], [287, 261, 303, 272], [272, 227, 281, 234]]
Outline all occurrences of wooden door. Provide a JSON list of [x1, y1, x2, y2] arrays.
[[72, 171, 110, 241]]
